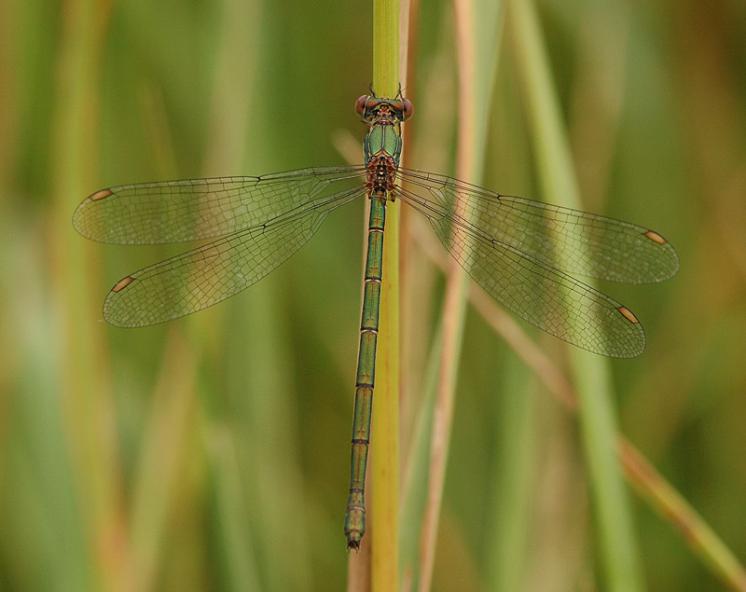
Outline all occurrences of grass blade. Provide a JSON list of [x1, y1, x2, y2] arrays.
[[508, 3, 644, 587]]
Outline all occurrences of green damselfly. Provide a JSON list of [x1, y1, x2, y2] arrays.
[[73, 91, 678, 549]]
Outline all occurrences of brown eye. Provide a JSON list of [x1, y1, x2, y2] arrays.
[[402, 99, 414, 120], [355, 95, 369, 116]]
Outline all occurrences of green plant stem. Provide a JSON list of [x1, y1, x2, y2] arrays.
[[51, 1, 121, 589], [371, 1, 400, 590], [507, 0, 644, 589]]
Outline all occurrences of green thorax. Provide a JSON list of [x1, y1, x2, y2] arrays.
[[363, 122, 403, 166]]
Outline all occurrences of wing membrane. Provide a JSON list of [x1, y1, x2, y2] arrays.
[[74, 166, 366, 244], [396, 186, 646, 357], [396, 168, 679, 284], [103, 188, 362, 326]]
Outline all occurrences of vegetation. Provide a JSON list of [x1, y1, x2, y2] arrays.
[[1, 0, 745, 590]]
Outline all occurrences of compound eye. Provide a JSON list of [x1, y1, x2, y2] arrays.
[[402, 98, 414, 120], [354, 95, 369, 116]]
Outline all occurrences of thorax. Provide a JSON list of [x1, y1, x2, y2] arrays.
[[364, 122, 401, 198]]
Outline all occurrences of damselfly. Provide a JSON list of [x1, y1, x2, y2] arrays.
[[73, 91, 678, 549]]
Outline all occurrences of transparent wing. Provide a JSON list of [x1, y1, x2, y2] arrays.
[[396, 168, 679, 283], [103, 188, 363, 327], [395, 185, 648, 357], [74, 166, 366, 244]]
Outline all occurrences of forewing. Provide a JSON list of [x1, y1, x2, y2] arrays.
[[103, 188, 362, 327], [74, 166, 365, 244], [397, 187, 646, 357], [396, 168, 678, 284]]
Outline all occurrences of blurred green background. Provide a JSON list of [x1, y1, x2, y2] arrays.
[[1, 0, 745, 590]]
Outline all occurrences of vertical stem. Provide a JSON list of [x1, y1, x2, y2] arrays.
[[373, 1, 400, 589], [507, 0, 644, 589], [415, 0, 475, 578], [373, 0, 400, 95], [417, 0, 502, 589], [51, 1, 124, 589], [347, 3, 400, 589]]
